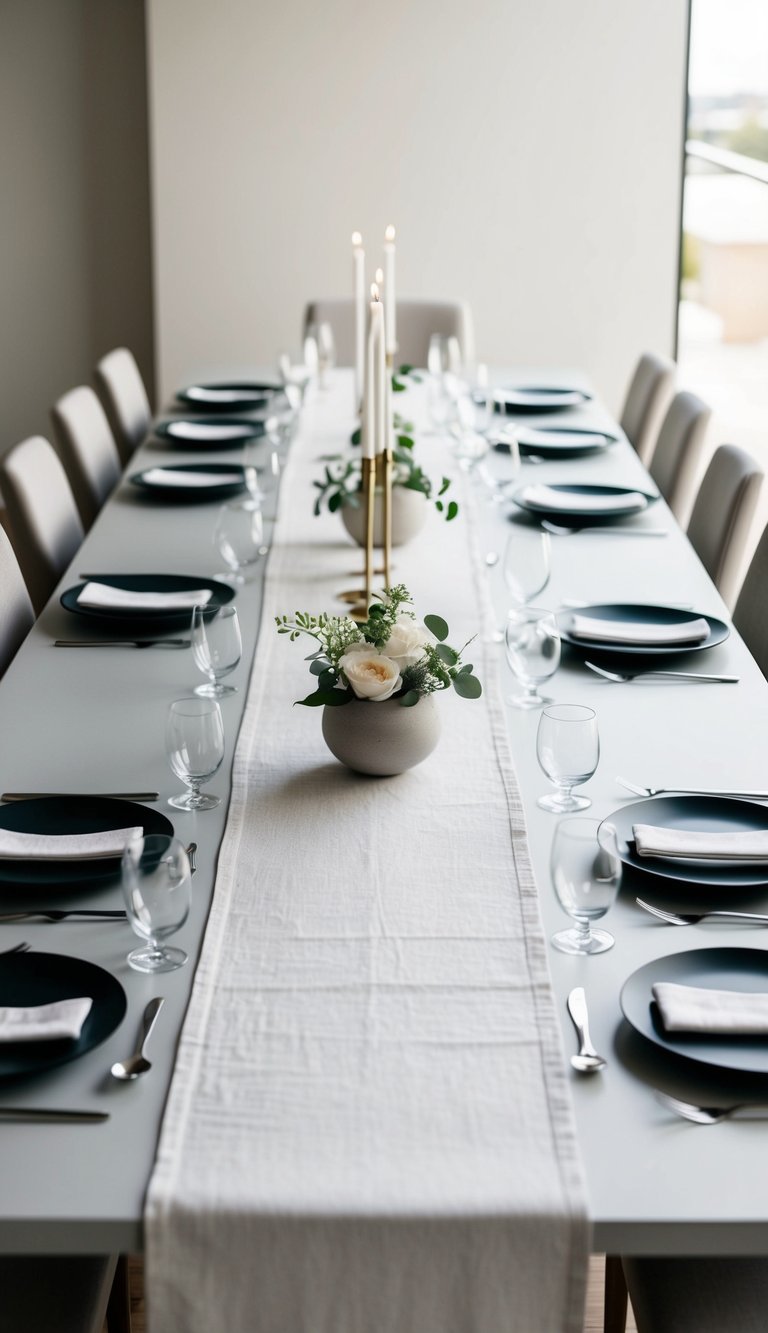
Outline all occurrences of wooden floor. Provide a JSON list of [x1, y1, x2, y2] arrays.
[[120, 1253, 637, 1332]]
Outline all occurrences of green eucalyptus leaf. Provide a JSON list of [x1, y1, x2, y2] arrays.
[[309, 657, 331, 675], [446, 500, 459, 521], [435, 643, 458, 665], [424, 614, 449, 642], [435, 499, 444, 512], [453, 673, 482, 699], [392, 379, 406, 393], [438, 476, 451, 497], [398, 364, 414, 375], [328, 490, 343, 513], [350, 427, 362, 446], [296, 688, 351, 707], [318, 668, 338, 690], [399, 689, 421, 707]]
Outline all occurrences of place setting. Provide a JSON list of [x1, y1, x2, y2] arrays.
[[493, 385, 593, 414], [506, 424, 620, 461], [153, 416, 270, 448], [128, 462, 249, 503], [508, 480, 663, 534], [175, 381, 285, 413], [56, 573, 235, 641], [555, 601, 734, 683]]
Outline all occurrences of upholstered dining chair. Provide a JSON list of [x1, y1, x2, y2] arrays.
[[0, 523, 34, 677], [648, 390, 712, 523], [0, 435, 84, 613], [51, 385, 122, 530], [95, 346, 152, 463], [619, 352, 676, 464], [0, 1253, 130, 1333], [734, 521, 768, 679], [614, 1255, 768, 1333], [686, 444, 763, 607], [302, 299, 475, 370]]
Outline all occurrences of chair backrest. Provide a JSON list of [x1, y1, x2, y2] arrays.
[[649, 390, 711, 522], [303, 299, 475, 369], [619, 352, 676, 464], [0, 436, 84, 613], [95, 346, 152, 463], [734, 521, 768, 679], [51, 385, 122, 529], [0, 524, 34, 677], [687, 444, 763, 605]]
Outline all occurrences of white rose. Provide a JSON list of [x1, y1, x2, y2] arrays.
[[339, 649, 402, 702], [380, 616, 435, 668]]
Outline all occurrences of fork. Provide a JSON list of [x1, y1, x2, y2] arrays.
[[0, 942, 30, 955], [616, 777, 768, 799], [541, 520, 668, 537], [656, 1091, 768, 1124], [636, 897, 768, 927], [585, 661, 739, 684]]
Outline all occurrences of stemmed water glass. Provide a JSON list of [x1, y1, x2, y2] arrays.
[[306, 322, 335, 388], [536, 704, 599, 812], [215, 502, 265, 583], [550, 818, 621, 955], [192, 604, 242, 697], [166, 696, 225, 811], [503, 527, 551, 608], [242, 439, 281, 509], [121, 834, 191, 972], [504, 608, 560, 708]]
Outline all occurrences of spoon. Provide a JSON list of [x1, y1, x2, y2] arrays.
[[111, 996, 164, 1081], [566, 987, 606, 1073]]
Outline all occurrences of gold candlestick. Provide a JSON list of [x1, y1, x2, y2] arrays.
[[381, 446, 393, 590]]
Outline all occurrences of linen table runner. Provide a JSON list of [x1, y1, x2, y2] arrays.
[[146, 377, 588, 1332]]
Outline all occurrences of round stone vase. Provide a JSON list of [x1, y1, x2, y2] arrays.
[[341, 485, 428, 549], [321, 694, 441, 776]]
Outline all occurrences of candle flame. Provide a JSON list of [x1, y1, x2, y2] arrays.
[[351, 231, 362, 246], [385, 224, 396, 242], [375, 266, 384, 284], [371, 282, 380, 301]]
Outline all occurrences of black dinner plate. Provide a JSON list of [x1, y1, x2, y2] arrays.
[[0, 951, 126, 1080], [558, 603, 728, 658], [154, 417, 268, 447], [621, 948, 768, 1075], [129, 463, 247, 502], [511, 483, 658, 522], [513, 426, 619, 459], [176, 382, 282, 413], [494, 386, 592, 414], [604, 795, 768, 890], [61, 574, 235, 634], [0, 797, 173, 887]]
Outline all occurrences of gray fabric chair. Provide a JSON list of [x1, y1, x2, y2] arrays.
[[687, 444, 763, 606], [648, 391, 712, 523], [303, 299, 475, 369], [0, 435, 84, 613], [51, 385, 122, 529], [620, 1255, 768, 1333], [95, 347, 152, 463], [0, 1253, 130, 1332], [619, 352, 676, 464], [734, 521, 768, 680], [0, 523, 34, 676]]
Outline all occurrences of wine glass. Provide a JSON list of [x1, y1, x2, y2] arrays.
[[215, 502, 265, 583], [427, 333, 449, 377], [166, 696, 225, 811], [537, 704, 599, 812], [307, 322, 335, 388], [121, 834, 191, 972], [503, 527, 551, 607], [550, 818, 621, 955], [192, 604, 241, 697], [242, 439, 281, 508], [504, 608, 560, 708]]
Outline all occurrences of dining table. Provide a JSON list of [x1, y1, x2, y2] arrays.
[[0, 367, 767, 1328]]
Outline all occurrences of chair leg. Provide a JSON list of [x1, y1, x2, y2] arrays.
[[106, 1254, 131, 1333], [603, 1255, 628, 1333]]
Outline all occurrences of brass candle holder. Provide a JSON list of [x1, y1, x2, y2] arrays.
[[337, 454, 377, 620]]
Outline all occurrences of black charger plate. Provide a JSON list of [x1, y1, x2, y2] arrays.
[[511, 483, 658, 522], [129, 463, 247, 502], [61, 574, 235, 635], [154, 418, 267, 447], [621, 948, 768, 1075], [494, 386, 592, 414], [0, 951, 126, 1080], [515, 426, 619, 458], [558, 603, 728, 658], [176, 382, 282, 413], [604, 795, 768, 890], [0, 796, 173, 887]]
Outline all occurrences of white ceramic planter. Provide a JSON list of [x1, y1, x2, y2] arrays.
[[321, 694, 441, 776], [341, 486, 428, 549]]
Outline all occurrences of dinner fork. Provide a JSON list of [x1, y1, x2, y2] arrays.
[[585, 662, 739, 685], [616, 777, 768, 799], [0, 942, 30, 954], [541, 520, 668, 537], [636, 898, 768, 928], [656, 1092, 768, 1124]]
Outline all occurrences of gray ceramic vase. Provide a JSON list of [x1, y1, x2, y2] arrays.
[[341, 486, 428, 548], [321, 694, 441, 776]]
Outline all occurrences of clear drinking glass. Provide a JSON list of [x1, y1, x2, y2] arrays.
[[427, 333, 449, 377], [121, 834, 191, 972], [215, 502, 265, 583], [308, 322, 335, 388], [550, 818, 621, 955], [536, 704, 599, 812], [504, 608, 560, 708], [242, 440, 281, 508], [192, 604, 242, 697], [166, 696, 225, 811], [503, 527, 551, 607]]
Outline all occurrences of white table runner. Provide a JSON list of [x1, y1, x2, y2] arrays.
[[146, 379, 588, 1332]]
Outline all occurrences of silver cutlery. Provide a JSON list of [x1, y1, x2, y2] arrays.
[[111, 996, 164, 1081], [585, 662, 738, 685], [656, 1092, 768, 1125], [54, 640, 190, 649], [0, 1107, 109, 1124], [566, 987, 606, 1073], [0, 910, 126, 922], [541, 520, 668, 537], [0, 942, 30, 954], [187, 841, 198, 875], [617, 777, 768, 800], [1, 791, 160, 802], [636, 897, 768, 928]]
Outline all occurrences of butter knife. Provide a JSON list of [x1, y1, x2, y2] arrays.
[[1, 792, 160, 802], [0, 1108, 109, 1123]]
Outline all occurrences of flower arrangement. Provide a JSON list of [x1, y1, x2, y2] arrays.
[[276, 585, 481, 708]]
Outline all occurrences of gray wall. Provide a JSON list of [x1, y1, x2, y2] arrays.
[[147, 0, 689, 411], [0, 0, 154, 459]]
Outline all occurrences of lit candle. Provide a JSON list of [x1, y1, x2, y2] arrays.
[[384, 225, 396, 357], [363, 284, 383, 460], [352, 231, 365, 409]]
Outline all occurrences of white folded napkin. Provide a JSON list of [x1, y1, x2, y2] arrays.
[[633, 823, 768, 862], [518, 430, 608, 449], [0, 826, 142, 861], [141, 469, 243, 489], [167, 422, 251, 441], [497, 388, 585, 407], [0, 997, 93, 1043], [77, 582, 213, 611], [653, 982, 768, 1034], [521, 485, 647, 513], [568, 614, 710, 646], [186, 387, 266, 403]]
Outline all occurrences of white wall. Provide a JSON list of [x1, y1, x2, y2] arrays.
[[147, 0, 689, 411]]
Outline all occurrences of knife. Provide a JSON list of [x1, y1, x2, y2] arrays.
[[0, 1108, 109, 1123], [0, 910, 127, 921], [1, 792, 160, 802], [54, 641, 190, 649]]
